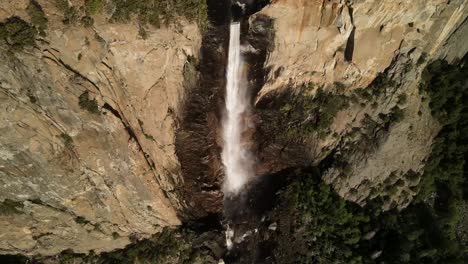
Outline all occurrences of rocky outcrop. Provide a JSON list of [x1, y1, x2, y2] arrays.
[[0, 0, 201, 256], [253, 0, 468, 209]]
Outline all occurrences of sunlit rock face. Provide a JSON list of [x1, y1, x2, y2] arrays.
[[253, 0, 468, 209], [258, 0, 468, 96], [0, 1, 201, 256]]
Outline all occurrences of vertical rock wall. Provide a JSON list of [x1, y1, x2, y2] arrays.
[[0, 0, 201, 256]]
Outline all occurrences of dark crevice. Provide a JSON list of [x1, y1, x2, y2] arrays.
[[0, 255, 29, 264], [43, 49, 101, 92], [248, 0, 271, 14], [103, 103, 122, 119], [201, 185, 219, 192], [344, 6, 355, 62], [183, 213, 224, 232], [102, 103, 155, 169], [102, 103, 137, 140], [24, 198, 71, 214], [344, 28, 355, 62]]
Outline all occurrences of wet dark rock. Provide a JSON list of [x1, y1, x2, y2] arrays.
[[175, 0, 231, 220], [233, 0, 272, 20], [175, 2, 282, 223], [222, 168, 296, 264]]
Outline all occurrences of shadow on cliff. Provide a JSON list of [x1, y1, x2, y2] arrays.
[[174, 0, 275, 223]]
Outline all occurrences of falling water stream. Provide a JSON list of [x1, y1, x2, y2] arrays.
[[222, 22, 254, 251], [222, 22, 254, 195]]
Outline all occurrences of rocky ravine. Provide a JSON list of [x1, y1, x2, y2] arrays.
[[0, 0, 467, 259]]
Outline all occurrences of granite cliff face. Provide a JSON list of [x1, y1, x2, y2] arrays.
[[0, 0, 467, 258], [0, 0, 201, 256], [253, 0, 468, 210]]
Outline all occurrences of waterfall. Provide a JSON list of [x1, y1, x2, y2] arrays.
[[222, 22, 254, 195]]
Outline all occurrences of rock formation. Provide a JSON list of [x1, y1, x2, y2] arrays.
[[0, 0, 201, 256], [253, 0, 468, 209]]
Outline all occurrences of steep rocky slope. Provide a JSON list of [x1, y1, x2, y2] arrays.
[[253, 0, 468, 209], [0, 0, 202, 256]]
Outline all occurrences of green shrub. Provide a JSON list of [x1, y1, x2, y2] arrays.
[[54, 0, 70, 13], [0, 17, 37, 49], [75, 216, 90, 225], [55, 228, 202, 264], [81, 16, 94, 27], [417, 52, 428, 66], [84, 0, 104, 15], [397, 93, 407, 105], [78, 91, 100, 114], [421, 59, 467, 126], [27, 0, 48, 36], [60, 133, 74, 149], [0, 199, 24, 215], [280, 85, 349, 139], [417, 59, 467, 201], [54, 0, 79, 24], [378, 105, 404, 125], [63, 6, 79, 25]]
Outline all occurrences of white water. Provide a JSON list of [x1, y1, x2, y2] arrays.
[[222, 22, 254, 195]]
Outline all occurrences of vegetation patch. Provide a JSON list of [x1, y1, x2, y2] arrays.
[[0, 199, 24, 215], [74, 216, 91, 225], [84, 0, 104, 16], [279, 84, 349, 139], [78, 91, 100, 114], [54, 0, 208, 30], [60, 133, 74, 150], [138, 120, 155, 141], [350, 68, 400, 106], [27, 0, 48, 36], [264, 59, 467, 263], [54, 0, 79, 25], [0, 17, 37, 50], [52, 228, 220, 264], [416, 58, 468, 242], [81, 16, 94, 28], [109, 0, 208, 29], [271, 168, 466, 263]]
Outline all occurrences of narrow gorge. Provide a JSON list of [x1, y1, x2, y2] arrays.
[[0, 0, 467, 263]]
